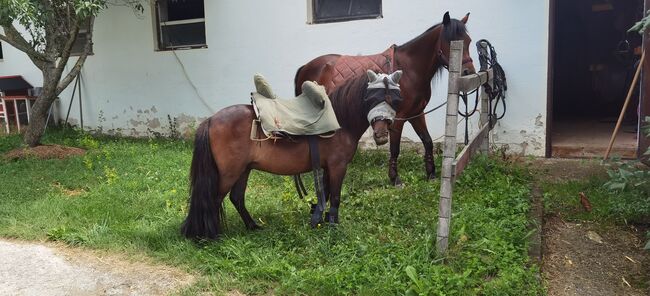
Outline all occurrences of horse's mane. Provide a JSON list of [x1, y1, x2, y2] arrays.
[[442, 19, 468, 41], [399, 19, 468, 48], [327, 75, 369, 132]]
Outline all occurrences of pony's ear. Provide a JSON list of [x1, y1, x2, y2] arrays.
[[443, 11, 451, 26], [366, 69, 379, 82], [461, 12, 470, 24], [390, 70, 403, 84]]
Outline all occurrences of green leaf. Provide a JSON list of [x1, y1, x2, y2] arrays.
[[405, 266, 419, 284]]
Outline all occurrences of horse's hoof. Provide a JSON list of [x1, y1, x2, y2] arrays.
[[391, 176, 403, 187], [247, 223, 263, 231], [324, 212, 330, 222]]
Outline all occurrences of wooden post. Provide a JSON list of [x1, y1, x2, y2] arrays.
[[437, 41, 463, 255], [479, 77, 490, 154]]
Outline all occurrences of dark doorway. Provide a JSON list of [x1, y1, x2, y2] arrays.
[[551, 0, 644, 158]]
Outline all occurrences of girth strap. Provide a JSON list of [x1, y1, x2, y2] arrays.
[[308, 136, 327, 213]]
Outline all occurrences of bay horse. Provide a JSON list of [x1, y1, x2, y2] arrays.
[[181, 70, 404, 240], [294, 12, 476, 185]]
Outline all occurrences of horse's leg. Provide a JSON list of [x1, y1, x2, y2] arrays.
[[388, 120, 406, 186], [229, 169, 260, 230], [317, 169, 333, 220], [325, 164, 347, 224], [309, 168, 329, 227], [409, 116, 436, 180]]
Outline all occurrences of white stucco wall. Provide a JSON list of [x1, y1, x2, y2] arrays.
[[0, 0, 549, 156]]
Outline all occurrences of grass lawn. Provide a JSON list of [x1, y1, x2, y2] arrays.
[[0, 129, 542, 295]]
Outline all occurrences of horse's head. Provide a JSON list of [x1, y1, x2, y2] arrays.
[[365, 70, 404, 146], [438, 11, 476, 75]]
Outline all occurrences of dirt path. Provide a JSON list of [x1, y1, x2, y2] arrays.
[[533, 159, 650, 296], [0, 239, 194, 295]]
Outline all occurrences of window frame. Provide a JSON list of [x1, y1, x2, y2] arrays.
[[0, 41, 4, 61], [154, 0, 208, 51], [307, 0, 383, 24], [70, 19, 94, 57]]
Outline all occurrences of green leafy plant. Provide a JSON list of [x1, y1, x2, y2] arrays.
[[604, 161, 650, 192], [604, 117, 650, 250], [630, 12, 650, 35]]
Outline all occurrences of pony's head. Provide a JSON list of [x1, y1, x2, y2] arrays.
[[365, 70, 403, 145], [438, 11, 475, 75]]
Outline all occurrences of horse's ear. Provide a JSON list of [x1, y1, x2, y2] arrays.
[[390, 70, 403, 84], [443, 11, 451, 26], [461, 12, 470, 24], [366, 69, 379, 82]]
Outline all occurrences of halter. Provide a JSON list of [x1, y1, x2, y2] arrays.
[[438, 49, 474, 70]]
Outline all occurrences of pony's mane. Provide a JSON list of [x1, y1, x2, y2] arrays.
[[327, 74, 370, 131]]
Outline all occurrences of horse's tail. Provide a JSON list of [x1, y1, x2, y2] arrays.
[[294, 64, 305, 96], [181, 118, 224, 240]]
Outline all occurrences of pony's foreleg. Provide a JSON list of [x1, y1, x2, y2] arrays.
[[229, 169, 260, 230], [324, 165, 347, 224], [410, 116, 436, 180], [310, 169, 330, 214], [309, 167, 328, 228], [388, 120, 406, 186]]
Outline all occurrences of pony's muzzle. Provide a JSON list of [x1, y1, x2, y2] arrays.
[[374, 135, 389, 145], [370, 116, 391, 146], [373, 129, 389, 145]]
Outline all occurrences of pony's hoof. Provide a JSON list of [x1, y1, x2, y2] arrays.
[[325, 215, 339, 224], [310, 210, 324, 228]]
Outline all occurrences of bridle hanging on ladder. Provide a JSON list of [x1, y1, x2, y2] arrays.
[[477, 39, 508, 122], [457, 39, 508, 144]]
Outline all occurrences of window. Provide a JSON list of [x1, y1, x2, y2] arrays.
[[155, 0, 207, 50], [309, 0, 382, 24], [71, 19, 93, 56], [0, 42, 3, 60]]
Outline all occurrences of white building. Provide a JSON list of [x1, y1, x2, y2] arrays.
[[1, 0, 648, 159]]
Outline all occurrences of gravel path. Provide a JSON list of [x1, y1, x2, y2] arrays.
[[0, 240, 194, 296]]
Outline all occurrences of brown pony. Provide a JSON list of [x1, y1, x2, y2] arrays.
[[181, 71, 404, 240], [294, 12, 476, 185]]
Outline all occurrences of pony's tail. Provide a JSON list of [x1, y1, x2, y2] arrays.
[[294, 65, 305, 96], [181, 118, 224, 240]]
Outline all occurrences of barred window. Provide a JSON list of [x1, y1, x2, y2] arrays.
[[310, 0, 382, 24], [154, 0, 207, 50]]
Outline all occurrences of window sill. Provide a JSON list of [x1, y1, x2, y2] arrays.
[[307, 14, 382, 25], [70, 52, 95, 57], [155, 44, 208, 52]]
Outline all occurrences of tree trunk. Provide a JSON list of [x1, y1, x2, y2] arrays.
[[23, 67, 60, 147]]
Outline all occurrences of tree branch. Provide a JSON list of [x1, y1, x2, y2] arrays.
[[55, 22, 80, 70], [56, 17, 94, 95], [0, 24, 51, 69]]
